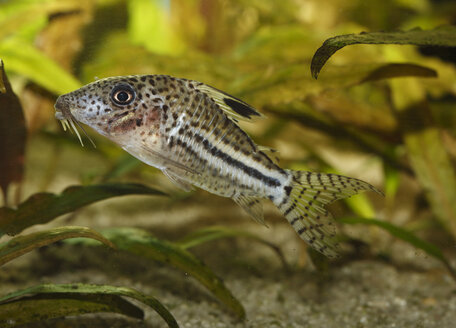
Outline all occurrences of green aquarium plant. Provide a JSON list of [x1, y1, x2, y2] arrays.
[[1, 0, 456, 327]]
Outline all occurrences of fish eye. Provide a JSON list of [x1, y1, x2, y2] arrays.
[[110, 84, 136, 106]]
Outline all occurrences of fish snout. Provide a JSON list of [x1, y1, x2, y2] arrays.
[[54, 95, 71, 120]]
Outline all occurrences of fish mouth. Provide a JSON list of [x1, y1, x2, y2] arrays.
[[54, 95, 96, 147]]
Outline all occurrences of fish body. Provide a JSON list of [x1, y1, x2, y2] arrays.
[[55, 74, 381, 258]]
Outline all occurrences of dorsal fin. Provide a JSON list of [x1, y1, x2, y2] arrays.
[[258, 146, 280, 164], [196, 84, 265, 122]]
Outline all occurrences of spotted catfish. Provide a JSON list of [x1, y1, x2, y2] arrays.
[[54, 74, 382, 258]]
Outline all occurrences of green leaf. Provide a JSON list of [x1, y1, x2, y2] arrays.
[[0, 283, 178, 328], [0, 183, 166, 237], [0, 226, 115, 267], [177, 226, 289, 271], [344, 194, 376, 218], [0, 0, 81, 41], [127, 0, 186, 55], [107, 228, 246, 319], [311, 25, 456, 79], [102, 155, 142, 181], [389, 76, 456, 239], [69, 227, 246, 319], [339, 217, 456, 281], [0, 38, 81, 94], [384, 163, 400, 207], [406, 127, 456, 236]]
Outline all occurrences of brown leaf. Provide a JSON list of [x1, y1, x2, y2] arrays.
[[306, 90, 399, 138], [359, 63, 437, 83], [311, 26, 456, 79], [0, 61, 27, 205]]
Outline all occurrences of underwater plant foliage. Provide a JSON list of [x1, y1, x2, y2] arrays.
[[1, 0, 456, 327]]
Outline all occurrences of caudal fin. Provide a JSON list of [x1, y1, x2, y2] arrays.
[[275, 170, 382, 258]]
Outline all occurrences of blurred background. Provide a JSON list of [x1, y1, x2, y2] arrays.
[[1, 0, 456, 327]]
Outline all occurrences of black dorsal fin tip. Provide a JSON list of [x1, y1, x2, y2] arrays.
[[223, 97, 260, 119]]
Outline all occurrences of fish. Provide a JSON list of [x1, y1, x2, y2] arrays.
[[54, 74, 382, 258]]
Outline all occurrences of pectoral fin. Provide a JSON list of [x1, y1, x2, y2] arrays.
[[233, 195, 267, 227], [163, 169, 194, 192], [138, 144, 200, 175]]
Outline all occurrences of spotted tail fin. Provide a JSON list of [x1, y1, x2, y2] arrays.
[[275, 171, 382, 258]]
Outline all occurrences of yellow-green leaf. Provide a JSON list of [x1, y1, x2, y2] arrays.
[[344, 194, 376, 219], [0, 0, 81, 41], [127, 0, 186, 55], [0, 38, 81, 94]]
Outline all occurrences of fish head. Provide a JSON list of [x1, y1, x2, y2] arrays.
[[55, 76, 143, 132], [54, 75, 163, 147]]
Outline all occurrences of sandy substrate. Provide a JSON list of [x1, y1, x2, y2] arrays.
[[2, 195, 455, 328]]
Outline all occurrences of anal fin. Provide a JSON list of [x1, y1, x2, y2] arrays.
[[233, 195, 267, 227]]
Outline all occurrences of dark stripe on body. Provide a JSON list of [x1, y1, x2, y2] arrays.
[[189, 132, 281, 188], [167, 91, 284, 188], [171, 138, 249, 192]]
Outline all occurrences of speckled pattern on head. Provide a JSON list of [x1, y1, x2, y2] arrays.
[[55, 74, 382, 258]]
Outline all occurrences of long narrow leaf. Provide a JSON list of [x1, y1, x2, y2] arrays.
[[68, 227, 246, 319], [0, 38, 81, 94], [0, 283, 178, 328], [177, 226, 289, 271], [0, 183, 166, 237], [339, 217, 456, 281], [0, 60, 26, 205], [104, 228, 246, 319], [0, 226, 115, 267], [311, 25, 456, 79]]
